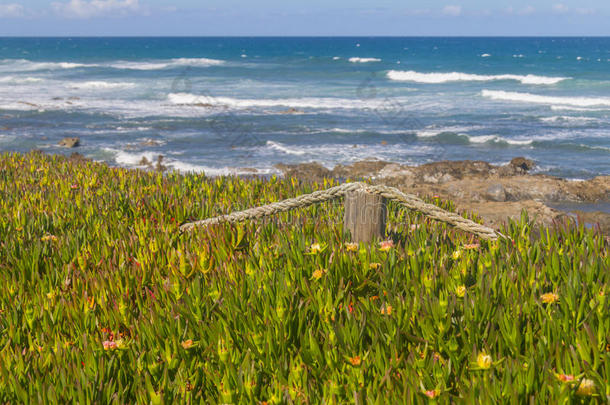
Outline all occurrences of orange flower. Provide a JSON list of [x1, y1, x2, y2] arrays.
[[41, 234, 58, 242], [349, 356, 361, 366], [379, 240, 395, 252], [381, 305, 392, 315], [463, 243, 480, 250], [541, 292, 559, 304], [556, 373, 575, 383], [181, 339, 194, 350]]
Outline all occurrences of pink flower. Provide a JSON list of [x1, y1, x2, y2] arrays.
[[379, 240, 395, 252]]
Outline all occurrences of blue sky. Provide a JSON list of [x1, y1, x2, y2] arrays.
[[1, 0, 609, 36]]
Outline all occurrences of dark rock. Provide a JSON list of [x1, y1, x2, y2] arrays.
[[155, 155, 167, 172], [510, 157, 535, 172], [58, 137, 80, 148], [278, 108, 304, 115], [416, 160, 494, 180], [68, 152, 88, 162]]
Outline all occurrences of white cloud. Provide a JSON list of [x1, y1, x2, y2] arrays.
[[404, 8, 432, 16], [0, 3, 24, 18], [575, 8, 595, 15], [441, 5, 462, 17], [552, 3, 569, 14], [52, 0, 141, 18], [519, 6, 536, 15]]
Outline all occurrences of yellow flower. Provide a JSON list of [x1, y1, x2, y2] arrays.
[[311, 269, 326, 280], [452, 250, 462, 260], [381, 305, 392, 315], [46, 290, 57, 300], [345, 242, 358, 252], [181, 339, 194, 350], [379, 240, 395, 252], [369, 262, 381, 270], [456, 285, 466, 298], [310, 243, 323, 254], [477, 352, 492, 369], [541, 292, 559, 304], [576, 379, 596, 396]]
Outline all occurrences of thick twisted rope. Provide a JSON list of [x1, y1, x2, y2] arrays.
[[180, 182, 501, 240]]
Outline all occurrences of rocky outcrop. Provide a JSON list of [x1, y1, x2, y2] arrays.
[[58, 137, 80, 148], [274, 158, 610, 234]]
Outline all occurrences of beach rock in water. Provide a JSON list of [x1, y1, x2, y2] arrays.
[[510, 157, 535, 172], [279, 108, 303, 115], [58, 137, 80, 148]]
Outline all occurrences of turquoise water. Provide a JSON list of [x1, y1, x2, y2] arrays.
[[0, 37, 608, 177]]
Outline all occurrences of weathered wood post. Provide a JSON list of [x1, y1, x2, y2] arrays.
[[344, 190, 386, 243]]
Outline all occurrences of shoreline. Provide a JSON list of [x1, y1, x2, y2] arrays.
[[21, 150, 610, 234]]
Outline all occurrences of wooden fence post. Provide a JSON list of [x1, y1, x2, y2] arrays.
[[344, 190, 386, 243]]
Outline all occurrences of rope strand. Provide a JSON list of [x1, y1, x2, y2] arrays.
[[180, 182, 501, 240]]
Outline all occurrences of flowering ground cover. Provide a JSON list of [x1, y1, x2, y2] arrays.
[[0, 151, 608, 403]]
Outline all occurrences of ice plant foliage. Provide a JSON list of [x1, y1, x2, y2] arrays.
[[0, 151, 607, 403]]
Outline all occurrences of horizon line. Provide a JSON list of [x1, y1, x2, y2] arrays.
[[1, 35, 610, 38]]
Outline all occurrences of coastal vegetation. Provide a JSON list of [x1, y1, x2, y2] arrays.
[[0, 151, 608, 403]]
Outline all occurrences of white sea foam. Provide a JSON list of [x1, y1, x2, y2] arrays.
[[416, 126, 483, 138], [73, 81, 136, 90], [348, 57, 381, 63], [387, 70, 568, 85], [105, 147, 279, 175], [167, 93, 373, 110], [266, 141, 306, 155], [540, 116, 597, 124], [481, 53, 491, 58], [470, 135, 533, 145], [332, 56, 341, 60], [0, 76, 43, 84], [0, 59, 94, 71], [482, 90, 610, 107], [416, 128, 534, 146], [108, 57, 224, 70], [550, 105, 608, 112], [513, 54, 525, 58]]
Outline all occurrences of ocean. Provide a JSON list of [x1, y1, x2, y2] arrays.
[[0, 37, 608, 178]]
